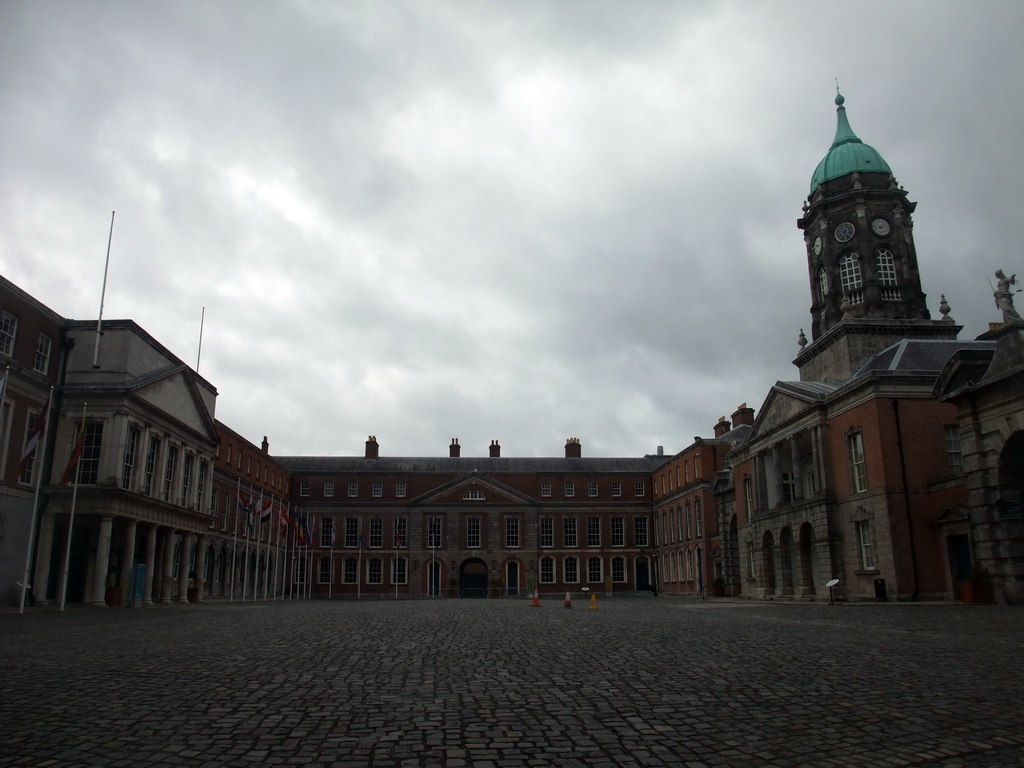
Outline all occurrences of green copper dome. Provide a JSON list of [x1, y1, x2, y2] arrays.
[[809, 93, 891, 194]]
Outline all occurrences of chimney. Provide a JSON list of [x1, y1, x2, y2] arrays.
[[713, 417, 731, 437], [365, 435, 379, 459], [489, 439, 501, 458], [261, 435, 269, 453], [731, 403, 755, 427], [565, 437, 582, 459], [449, 438, 461, 457]]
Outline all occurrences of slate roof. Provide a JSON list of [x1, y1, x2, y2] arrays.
[[277, 456, 664, 474], [851, 339, 994, 379]]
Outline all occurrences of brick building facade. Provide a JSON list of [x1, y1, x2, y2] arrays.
[[2, 92, 1021, 607]]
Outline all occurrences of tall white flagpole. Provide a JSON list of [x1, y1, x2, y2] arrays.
[[92, 211, 115, 369], [230, 478, 240, 601], [271, 497, 281, 599], [59, 404, 87, 611], [260, 490, 270, 600], [18, 389, 54, 614], [242, 485, 251, 601], [307, 513, 314, 600], [195, 306, 205, 373]]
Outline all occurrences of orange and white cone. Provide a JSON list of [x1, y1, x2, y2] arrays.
[[564, 591, 572, 608], [531, 587, 541, 607]]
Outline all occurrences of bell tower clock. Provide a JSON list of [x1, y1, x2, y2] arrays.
[[794, 93, 959, 382]]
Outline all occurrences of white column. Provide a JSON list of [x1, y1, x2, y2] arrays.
[[159, 530, 176, 604], [89, 516, 114, 607], [143, 524, 158, 605], [194, 535, 208, 602], [119, 519, 138, 606], [177, 533, 193, 603], [33, 513, 56, 605]]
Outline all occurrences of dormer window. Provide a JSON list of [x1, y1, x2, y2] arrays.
[[463, 489, 485, 500]]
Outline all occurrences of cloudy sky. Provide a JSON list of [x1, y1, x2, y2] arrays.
[[2, 1, 1022, 459]]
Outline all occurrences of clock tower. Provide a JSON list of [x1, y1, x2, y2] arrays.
[[794, 93, 959, 382]]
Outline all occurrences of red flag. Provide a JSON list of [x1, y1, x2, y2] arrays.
[[60, 413, 87, 484], [278, 504, 291, 538], [18, 390, 52, 476]]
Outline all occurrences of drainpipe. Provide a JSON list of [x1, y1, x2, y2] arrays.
[[891, 400, 920, 600]]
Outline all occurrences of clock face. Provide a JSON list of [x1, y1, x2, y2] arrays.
[[812, 236, 822, 255], [834, 222, 855, 243], [871, 217, 891, 236]]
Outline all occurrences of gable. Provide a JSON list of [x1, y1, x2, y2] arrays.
[[752, 388, 818, 437], [414, 473, 536, 506], [134, 369, 214, 438]]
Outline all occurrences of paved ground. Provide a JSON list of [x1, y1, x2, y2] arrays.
[[1, 597, 1023, 768]]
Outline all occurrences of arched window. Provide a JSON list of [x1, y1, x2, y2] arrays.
[[686, 549, 694, 580], [839, 253, 862, 291], [875, 248, 897, 285], [818, 266, 829, 299]]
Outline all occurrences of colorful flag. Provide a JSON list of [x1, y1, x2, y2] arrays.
[[296, 514, 311, 547], [238, 488, 256, 533], [260, 497, 274, 522], [18, 390, 52, 475], [60, 412, 87, 484], [278, 503, 291, 538]]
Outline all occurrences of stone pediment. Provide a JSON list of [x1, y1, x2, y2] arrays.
[[934, 505, 971, 525], [750, 384, 827, 437], [132, 366, 216, 440], [412, 473, 536, 506]]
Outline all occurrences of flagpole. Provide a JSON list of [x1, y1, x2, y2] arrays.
[[58, 404, 87, 611], [328, 515, 333, 601], [303, 514, 311, 606], [274, 499, 282, 602], [357, 520, 363, 601], [242, 484, 252, 601], [196, 306, 205, 373], [92, 211, 115, 369], [260, 490, 270, 600], [284, 503, 292, 600], [18, 389, 54, 614], [230, 478, 240, 601]]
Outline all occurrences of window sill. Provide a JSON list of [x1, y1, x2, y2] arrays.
[[854, 568, 880, 576]]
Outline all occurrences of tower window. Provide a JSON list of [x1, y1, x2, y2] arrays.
[[875, 248, 898, 286], [818, 266, 828, 299], [839, 253, 863, 292]]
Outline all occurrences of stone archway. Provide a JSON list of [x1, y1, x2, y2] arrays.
[[459, 558, 488, 598], [779, 527, 794, 597], [998, 431, 1024, 517], [798, 522, 816, 597], [761, 531, 777, 597]]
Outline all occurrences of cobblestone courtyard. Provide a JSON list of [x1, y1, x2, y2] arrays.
[[1, 598, 1022, 767]]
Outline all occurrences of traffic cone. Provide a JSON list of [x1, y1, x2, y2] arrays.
[[531, 587, 541, 607], [564, 591, 572, 608]]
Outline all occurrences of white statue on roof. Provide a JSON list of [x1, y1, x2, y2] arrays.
[[994, 270, 1022, 323]]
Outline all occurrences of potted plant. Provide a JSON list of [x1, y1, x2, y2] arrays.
[[960, 563, 993, 604]]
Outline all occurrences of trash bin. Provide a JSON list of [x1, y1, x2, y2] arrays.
[[873, 578, 887, 602]]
